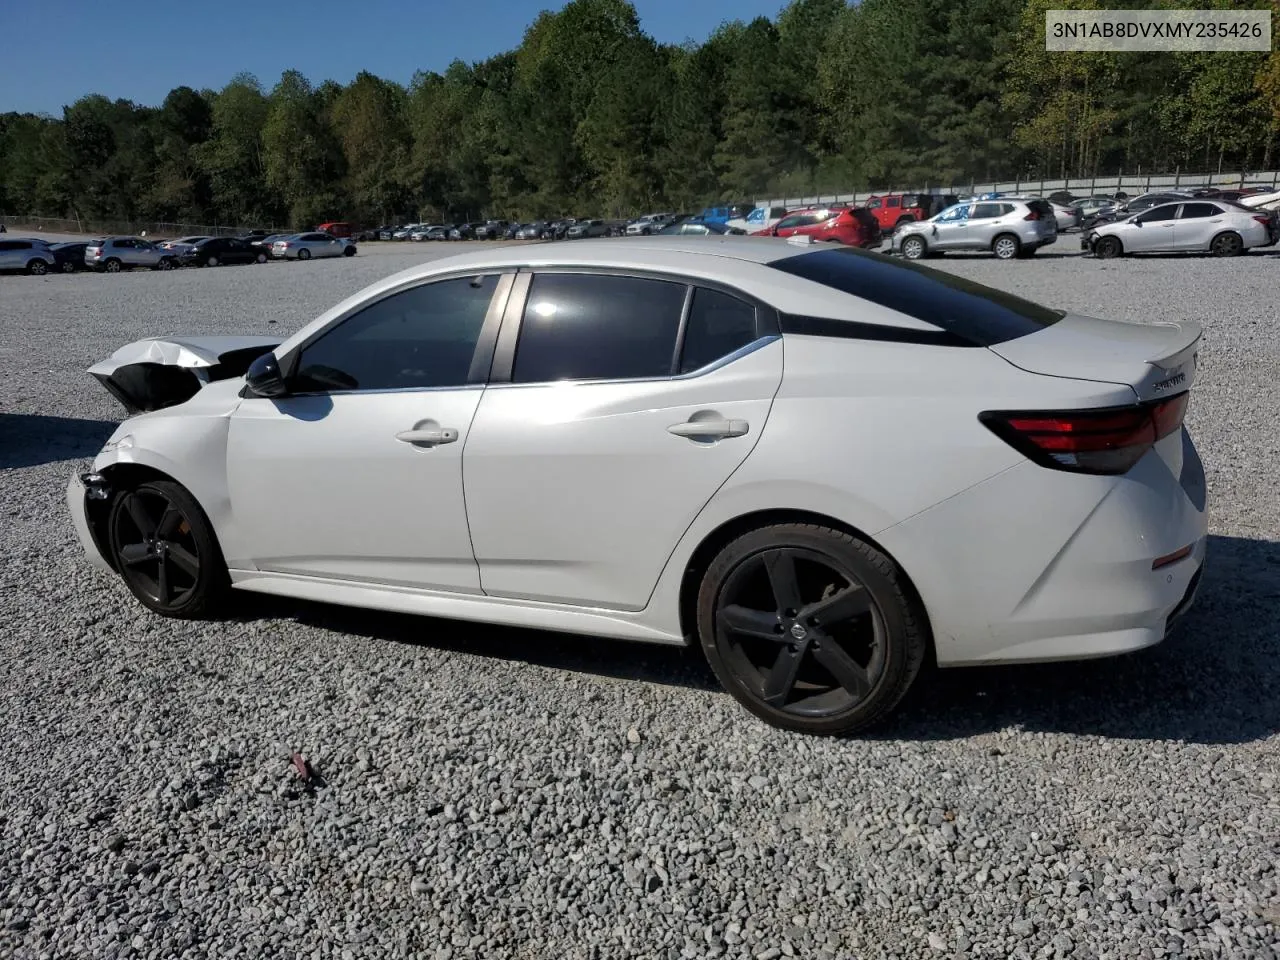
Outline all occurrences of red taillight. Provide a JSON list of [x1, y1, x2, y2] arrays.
[[1024, 210, 1040, 220], [1253, 215, 1270, 226], [980, 393, 1189, 475]]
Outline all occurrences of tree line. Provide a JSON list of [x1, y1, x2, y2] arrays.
[[3, 0, 1280, 229]]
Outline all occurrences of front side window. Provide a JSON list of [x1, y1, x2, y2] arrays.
[[679, 289, 759, 373], [865, 198, 882, 209], [1136, 205, 1178, 224], [292, 275, 499, 393], [512, 274, 686, 383], [937, 205, 969, 222]]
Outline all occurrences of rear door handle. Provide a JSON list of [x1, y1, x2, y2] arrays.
[[668, 418, 749, 440], [396, 426, 458, 446]]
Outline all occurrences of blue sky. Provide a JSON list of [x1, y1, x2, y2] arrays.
[[1, 0, 788, 116]]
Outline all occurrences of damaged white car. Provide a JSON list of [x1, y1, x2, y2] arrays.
[[68, 238, 1207, 735]]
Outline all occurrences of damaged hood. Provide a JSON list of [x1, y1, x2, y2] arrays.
[[89, 335, 280, 415]]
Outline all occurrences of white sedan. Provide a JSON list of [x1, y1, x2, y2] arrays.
[[1083, 200, 1277, 257], [67, 236, 1206, 735], [271, 232, 356, 260]]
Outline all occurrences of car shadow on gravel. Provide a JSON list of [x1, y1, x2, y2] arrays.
[[884, 534, 1280, 745], [0, 413, 116, 469], [236, 595, 720, 692]]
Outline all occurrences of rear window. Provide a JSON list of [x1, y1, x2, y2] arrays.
[[768, 247, 1063, 347]]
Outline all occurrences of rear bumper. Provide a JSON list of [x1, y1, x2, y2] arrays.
[[876, 431, 1209, 665]]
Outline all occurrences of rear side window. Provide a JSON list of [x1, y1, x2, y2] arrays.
[[1028, 200, 1054, 218], [768, 247, 1062, 346], [970, 203, 1005, 219], [887, 197, 901, 208], [513, 274, 686, 383], [1179, 203, 1219, 219], [679, 289, 758, 373], [0, 241, 27, 251]]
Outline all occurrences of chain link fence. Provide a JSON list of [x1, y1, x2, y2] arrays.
[[756, 169, 1280, 210], [0, 215, 279, 239]]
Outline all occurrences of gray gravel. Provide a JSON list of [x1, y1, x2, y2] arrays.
[[1, 241, 1278, 959]]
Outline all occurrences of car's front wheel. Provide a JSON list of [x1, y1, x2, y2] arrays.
[[696, 523, 927, 735], [900, 235, 927, 260], [1094, 235, 1123, 259], [256, 252, 268, 264], [27, 258, 48, 275], [297, 248, 311, 260], [107, 479, 228, 618]]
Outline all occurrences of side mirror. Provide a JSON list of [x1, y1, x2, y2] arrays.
[[244, 351, 290, 398]]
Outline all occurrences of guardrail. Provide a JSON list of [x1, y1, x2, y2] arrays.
[[0, 215, 279, 239], [755, 170, 1280, 210]]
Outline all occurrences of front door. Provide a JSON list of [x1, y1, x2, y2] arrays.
[[930, 203, 971, 249], [463, 273, 783, 610], [1128, 205, 1178, 251], [225, 273, 510, 592]]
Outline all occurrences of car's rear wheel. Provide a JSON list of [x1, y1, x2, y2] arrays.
[[61, 260, 76, 273], [992, 233, 1021, 260], [298, 248, 311, 260], [206, 255, 219, 267], [27, 258, 48, 275], [104, 258, 122, 273], [1210, 231, 1243, 257], [107, 480, 228, 618], [157, 258, 175, 270], [696, 523, 926, 735], [343, 245, 356, 257], [1094, 235, 1123, 259], [900, 236, 926, 260]]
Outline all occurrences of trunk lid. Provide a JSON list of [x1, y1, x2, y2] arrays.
[[88, 335, 280, 415], [988, 313, 1200, 402]]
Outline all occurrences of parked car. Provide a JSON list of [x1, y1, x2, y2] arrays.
[[410, 225, 441, 241], [1121, 192, 1193, 216], [566, 219, 613, 239], [377, 226, 397, 241], [1070, 196, 1119, 217], [626, 213, 677, 236], [892, 199, 1058, 260], [545, 219, 576, 240], [861, 193, 934, 233], [0, 237, 57, 274], [1082, 200, 1276, 258], [158, 236, 210, 256], [1238, 190, 1280, 210], [272, 233, 356, 260], [50, 241, 94, 272], [252, 234, 291, 253], [426, 225, 453, 241], [85, 237, 179, 272], [726, 206, 790, 234], [697, 204, 752, 224], [72, 236, 1207, 736], [658, 219, 747, 236], [449, 223, 478, 241], [757, 207, 882, 248], [180, 237, 271, 267], [392, 224, 418, 240], [516, 222, 548, 240], [474, 220, 511, 241], [316, 222, 354, 239]]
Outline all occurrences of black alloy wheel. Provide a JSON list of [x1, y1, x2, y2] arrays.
[[108, 480, 226, 617], [698, 524, 926, 735]]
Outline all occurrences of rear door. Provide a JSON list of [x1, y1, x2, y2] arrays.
[[964, 202, 1008, 249], [773, 212, 821, 238], [463, 272, 782, 610], [1173, 202, 1222, 251]]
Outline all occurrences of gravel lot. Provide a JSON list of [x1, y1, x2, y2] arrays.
[[1, 240, 1277, 960]]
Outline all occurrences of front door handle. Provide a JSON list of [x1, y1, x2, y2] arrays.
[[396, 425, 458, 446], [668, 418, 749, 440]]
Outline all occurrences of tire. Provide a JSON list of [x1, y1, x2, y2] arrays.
[[206, 255, 219, 267], [27, 258, 48, 275], [297, 248, 311, 261], [900, 235, 927, 260], [61, 261, 76, 274], [156, 257, 175, 271], [256, 252, 268, 264], [696, 523, 927, 735], [1210, 231, 1243, 257], [992, 233, 1021, 260], [1094, 235, 1122, 259], [343, 245, 356, 257], [107, 479, 229, 619], [104, 258, 122, 273]]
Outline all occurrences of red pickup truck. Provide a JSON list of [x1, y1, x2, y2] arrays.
[[861, 194, 958, 233]]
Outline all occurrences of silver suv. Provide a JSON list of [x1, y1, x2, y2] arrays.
[[0, 238, 56, 275], [893, 199, 1058, 260], [85, 236, 179, 272]]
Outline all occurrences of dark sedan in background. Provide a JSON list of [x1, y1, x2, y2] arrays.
[[179, 237, 270, 267]]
